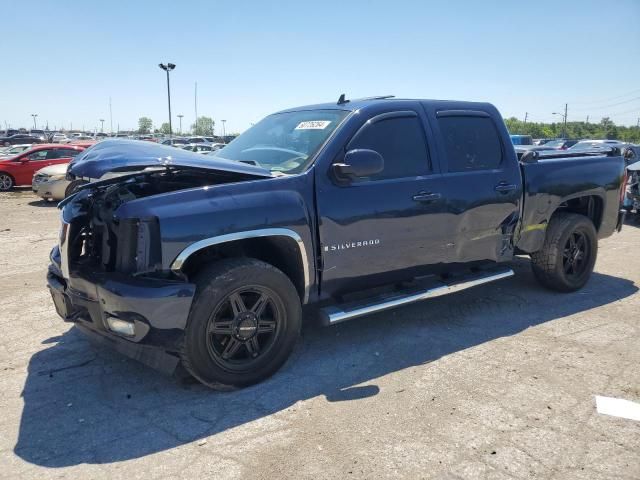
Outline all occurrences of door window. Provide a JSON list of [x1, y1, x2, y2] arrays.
[[347, 115, 430, 181], [55, 148, 81, 158], [438, 116, 503, 172], [26, 150, 53, 161]]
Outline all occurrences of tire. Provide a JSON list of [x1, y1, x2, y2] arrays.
[[530, 212, 598, 292], [0, 172, 14, 191], [64, 179, 88, 197], [181, 258, 302, 389]]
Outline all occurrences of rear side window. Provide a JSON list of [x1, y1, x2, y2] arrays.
[[348, 115, 430, 180], [438, 116, 502, 172], [56, 149, 81, 158]]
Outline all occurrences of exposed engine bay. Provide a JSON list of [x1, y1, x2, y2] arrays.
[[65, 167, 266, 276]]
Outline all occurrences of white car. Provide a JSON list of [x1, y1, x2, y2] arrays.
[[32, 163, 73, 201], [52, 133, 69, 143], [0, 144, 33, 158], [569, 139, 627, 151]]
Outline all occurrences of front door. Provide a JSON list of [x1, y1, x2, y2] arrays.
[[315, 109, 449, 297]]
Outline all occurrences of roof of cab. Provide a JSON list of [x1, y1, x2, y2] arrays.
[[274, 96, 498, 115]]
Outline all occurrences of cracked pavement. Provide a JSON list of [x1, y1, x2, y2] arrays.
[[1, 189, 639, 479]]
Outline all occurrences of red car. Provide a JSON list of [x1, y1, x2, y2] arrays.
[[0, 144, 87, 191]]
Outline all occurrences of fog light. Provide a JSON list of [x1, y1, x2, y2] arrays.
[[106, 316, 135, 336]]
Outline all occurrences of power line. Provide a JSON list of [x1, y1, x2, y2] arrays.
[[570, 88, 640, 105], [572, 96, 640, 111]]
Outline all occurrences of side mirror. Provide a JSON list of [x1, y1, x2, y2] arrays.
[[333, 149, 384, 179]]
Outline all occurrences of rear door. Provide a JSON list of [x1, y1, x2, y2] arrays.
[[51, 148, 82, 165], [428, 109, 522, 263], [315, 109, 450, 296]]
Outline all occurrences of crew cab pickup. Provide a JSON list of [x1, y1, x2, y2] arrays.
[[47, 96, 626, 389]]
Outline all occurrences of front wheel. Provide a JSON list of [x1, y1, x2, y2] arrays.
[[530, 212, 598, 292], [64, 179, 88, 197], [0, 173, 14, 191], [181, 258, 302, 389]]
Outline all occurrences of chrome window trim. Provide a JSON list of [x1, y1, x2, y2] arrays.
[[170, 228, 311, 303]]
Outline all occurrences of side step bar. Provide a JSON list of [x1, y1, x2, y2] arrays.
[[320, 266, 514, 325]]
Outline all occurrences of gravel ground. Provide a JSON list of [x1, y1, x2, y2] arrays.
[[1, 188, 639, 480]]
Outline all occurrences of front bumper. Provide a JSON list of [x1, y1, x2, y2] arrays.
[[32, 178, 69, 201], [47, 251, 196, 374]]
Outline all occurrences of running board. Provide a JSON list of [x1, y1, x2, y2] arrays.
[[320, 266, 514, 325]]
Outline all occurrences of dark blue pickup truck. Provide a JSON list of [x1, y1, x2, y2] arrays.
[[48, 96, 626, 389]]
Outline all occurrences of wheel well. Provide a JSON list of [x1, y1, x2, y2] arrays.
[[556, 195, 603, 230], [181, 236, 306, 301], [0, 171, 15, 185]]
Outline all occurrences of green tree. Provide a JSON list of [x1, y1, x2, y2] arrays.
[[159, 122, 171, 135], [191, 116, 215, 136], [138, 117, 153, 134]]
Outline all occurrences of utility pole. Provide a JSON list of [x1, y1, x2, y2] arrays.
[[222, 119, 227, 139], [563, 103, 568, 139], [99, 119, 105, 132], [586, 115, 589, 124], [523, 112, 528, 125], [177, 114, 183, 134], [109, 97, 113, 135], [194, 82, 198, 134], [31, 114, 38, 129]]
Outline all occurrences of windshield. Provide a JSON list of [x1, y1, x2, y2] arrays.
[[214, 109, 349, 173], [543, 140, 565, 148]]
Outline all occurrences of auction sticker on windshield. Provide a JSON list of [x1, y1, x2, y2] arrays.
[[295, 120, 331, 130]]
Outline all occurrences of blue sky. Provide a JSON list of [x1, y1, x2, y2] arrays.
[[3, 0, 639, 133]]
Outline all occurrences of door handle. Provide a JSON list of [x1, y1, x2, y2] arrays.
[[412, 192, 441, 202], [494, 182, 517, 193]]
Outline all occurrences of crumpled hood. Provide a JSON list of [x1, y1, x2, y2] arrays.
[[67, 139, 272, 179]]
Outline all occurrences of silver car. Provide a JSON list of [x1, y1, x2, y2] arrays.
[[32, 163, 71, 201]]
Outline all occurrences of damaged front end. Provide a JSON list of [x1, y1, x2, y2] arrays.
[[47, 162, 270, 374]]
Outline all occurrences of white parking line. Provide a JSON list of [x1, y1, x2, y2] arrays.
[[595, 395, 640, 421]]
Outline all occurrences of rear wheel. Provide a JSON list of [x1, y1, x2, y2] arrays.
[[0, 173, 14, 191], [181, 258, 301, 389], [531, 212, 597, 292]]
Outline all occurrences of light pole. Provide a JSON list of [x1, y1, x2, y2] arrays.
[[31, 114, 38, 129], [221, 119, 227, 140], [177, 114, 183, 135], [158, 63, 176, 136], [552, 103, 568, 139], [99, 119, 105, 132]]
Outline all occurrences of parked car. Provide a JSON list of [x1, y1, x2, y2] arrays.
[[182, 143, 217, 153], [540, 139, 579, 150], [161, 138, 188, 147], [30, 129, 47, 142], [0, 144, 85, 191], [569, 139, 626, 151], [0, 144, 32, 158], [0, 133, 41, 147], [51, 133, 69, 143], [510, 134, 533, 145], [623, 160, 640, 214], [186, 136, 213, 144], [32, 163, 70, 201], [48, 97, 626, 389]]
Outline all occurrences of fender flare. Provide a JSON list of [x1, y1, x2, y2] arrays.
[[170, 228, 311, 303]]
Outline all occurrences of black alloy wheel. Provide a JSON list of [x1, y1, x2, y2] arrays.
[[206, 287, 281, 371]]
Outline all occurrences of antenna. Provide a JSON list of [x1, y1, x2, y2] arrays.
[[337, 93, 349, 105]]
